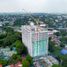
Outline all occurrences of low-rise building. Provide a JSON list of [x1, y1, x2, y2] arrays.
[[0, 47, 17, 60]]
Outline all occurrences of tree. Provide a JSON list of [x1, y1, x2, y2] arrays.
[[48, 40, 55, 52], [22, 59, 30, 67], [60, 43, 65, 48], [0, 34, 7, 39], [13, 40, 28, 55], [62, 59, 67, 67], [60, 37, 67, 44], [54, 32, 60, 36], [0, 32, 19, 47], [3, 27, 14, 33], [8, 54, 18, 64], [8, 54, 22, 64], [14, 32, 22, 41], [22, 46, 28, 55], [52, 64, 62, 67], [0, 59, 8, 66], [15, 40, 28, 55], [26, 54, 33, 65], [3, 34, 17, 47]]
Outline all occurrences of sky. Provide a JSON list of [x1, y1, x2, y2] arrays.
[[0, 0, 67, 13]]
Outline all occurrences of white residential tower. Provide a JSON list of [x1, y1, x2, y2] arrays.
[[22, 23, 48, 57]]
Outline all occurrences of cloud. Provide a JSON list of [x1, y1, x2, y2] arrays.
[[0, 0, 67, 13]]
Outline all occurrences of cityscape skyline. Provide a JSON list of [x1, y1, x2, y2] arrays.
[[0, 0, 67, 13]]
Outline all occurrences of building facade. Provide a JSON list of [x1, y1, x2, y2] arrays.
[[22, 24, 48, 57]]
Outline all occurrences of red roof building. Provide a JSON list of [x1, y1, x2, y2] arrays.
[[0, 64, 2, 67], [15, 61, 22, 67], [10, 64, 15, 67]]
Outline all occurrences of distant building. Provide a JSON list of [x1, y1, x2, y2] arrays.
[[22, 22, 48, 58], [0, 22, 2, 27], [33, 55, 59, 67], [0, 47, 17, 60], [61, 46, 67, 55]]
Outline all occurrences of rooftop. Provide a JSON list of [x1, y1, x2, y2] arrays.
[[22, 25, 48, 33], [61, 49, 67, 55]]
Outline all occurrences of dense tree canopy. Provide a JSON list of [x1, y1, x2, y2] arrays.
[[52, 64, 62, 67], [26, 54, 33, 65], [62, 59, 67, 67], [22, 59, 30, 67], [0, 27, 29, 66]]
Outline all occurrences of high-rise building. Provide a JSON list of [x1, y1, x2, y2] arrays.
[[22, 23, 48, 57]]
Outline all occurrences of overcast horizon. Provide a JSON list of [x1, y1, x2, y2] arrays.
[[0, 0, 67, 13]]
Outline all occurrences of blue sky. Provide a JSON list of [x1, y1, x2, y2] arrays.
[[0, 0, 67, 13]]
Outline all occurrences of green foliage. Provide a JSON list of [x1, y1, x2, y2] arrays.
[[48, 40, 56, 52], [62, 59, 67, 67], [52, 64, 62, 67], [0, 59, 8, 66], [22, 59, 30, 67], [60, 43, 65, 48], [0, 27, 21, 47], [60, 30, 67, 36], [3, 35, 16, 46], [14, 32, 22, 40], [54, 32, 60, 36], [14, 18, 29, 26], [14, 40, 28, 55], [3, 27, 14, 33], [61, 55, 67, 60], [60, 36, 67, 44], [8, 54, 21, 64], [0, 34, 7, 39], [14, 40, 24, 54], [0, 40, 3, 47], [26, 54, 33, 65]]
